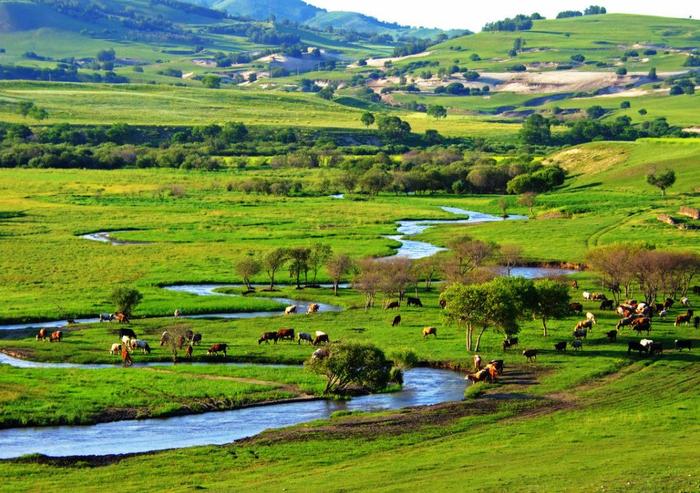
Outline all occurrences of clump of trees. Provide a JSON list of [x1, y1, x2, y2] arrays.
[[306, 343, 393, 394], [483, 13, 539, 32]]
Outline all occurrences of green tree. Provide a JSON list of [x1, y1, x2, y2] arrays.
[[288, 247, 311, 288], [28, 106, 48, 120], [110, 287, 143, 316], [309, 243, 332, 285], [648, 67, 657, 80], [377, 116, 411, 141], [646, 169, 676, 196], [532, 279, 571, 336], [262, 248, 288, 290], [201, 75, 221, 88], [616, 67, 628, 76], [427, 105, 447, 119], [586, 105, 606, 119], [520, 114, 551, 145], [236, 256, 261, 291], [359, 167, 391, 195], [96, 48, 116, 62], [18, 101, 34, 116], [306, 343, 392, 394], [360, 112, 375, 128], [317, 86, 335, 100]]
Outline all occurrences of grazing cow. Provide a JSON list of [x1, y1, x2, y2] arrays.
[[606, 330, 618, 342], [36, 328, 48, 341], [575, 319, 594, 332], [554, 341, 567, 352], [284, 305, 297, 315], [407, 297, 423, 307], [658, 309, 668, 319], [384, 300, 400, 310], [466, 369, 491, 383], [174, 309, 182, 318], [109, 343, 122, 355], [192, 333, 202, 345], [277, 328, 295, 342], [312, 348, 330, 360], [258, 332, 279, 345], [131, 339, 151, 354], [391, 315, 401, 327], [628, 341, 649, 355], [114, 312, 129, 324], [489, 360, 504, 375], [616, 317, 634, 331], [422, 326, 437, 338], [649, 342, 663, 356], [586, 312, 597, 324], [675, 310, 694, 327], [185, 330, 194, 341], [572, 340, 583, 351], [207, 343, 228, 357], [307, 303, 320, 314], [675, 339, 692, 351], [664, 298, 674, 310], [313, 333, 330, 346], [631, 317, 651, 335], [160, 331, 170, 346], [122, 335, 134, 346], [522, 349, 538, 362], [298, 332, 314, 345], [473, 354, 482, 371], [640, 339, 654, 348], [694, 316, 700, 329], [573, 328, 588, 340], [49, 330, 62, 342], [185, 345, 193, 359], [583, 291, 592, 301], [571, 280, 578, 290], [591, 293, 607, 301], [99, 313, 113, 322], [569, 302, 583, 314], [118, 328, 137, 339], [177, 335, 186, 349], [600, 299, 614, 311], [503, 337, 519, 351], [439, 299, 447, 309], [485, 363, 498, 382]]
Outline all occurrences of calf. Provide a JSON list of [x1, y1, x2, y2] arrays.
[[606, 330, 618, 342], [554, 341, 567, 352], [36, 328, 48, 341], [675, 339, 692, 351], [675, 310, 694, 327], [572, 340, 583, 351], [569, 302, 583, 314], [502, 337, 519, 351], [49, 330, 62, 342], [118, 328, 137, 339], [258, 332, 279, 345], [391, 315, 401, 327], [298, 332, 314, 345], [422, 326, 437, 338], [313, 333, 330, 346], [277, 328, 295, 342], [407, 297, 423, 307], [628, 341, 649, 355], [384, 300, 400, 310], [207, 343, 228, 357], [522, 349, 538, 362]]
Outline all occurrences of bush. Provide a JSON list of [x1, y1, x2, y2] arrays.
[[109, 287, 143, 316], [306, 343, 393, 394]]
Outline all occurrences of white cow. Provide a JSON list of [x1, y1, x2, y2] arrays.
[[284, 305, 297, 315], [583, 291, 592, 301], [586, 312, 597, 325], [109, 343, 122, 355]]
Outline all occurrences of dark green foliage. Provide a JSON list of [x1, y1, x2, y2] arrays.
[[646, 169, 676, 196], [306, 343, 392, 394], [520, 114, 551, 145], [201, 75, 221, 88], [557, 10, 583, 19], [586, 105, 606, 119], [427, 105, 447, 119], [483, 14, 534, 32], [110, 287, 143, 316], [377, 116, 411, 140]]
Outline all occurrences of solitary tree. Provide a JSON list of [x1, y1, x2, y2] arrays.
[[360, 112, 375, 128], [427, 105, 447, 119], [306, 343, 392, 394], [262, 248, 288, 290], [110, 287, 143, 316], [326, 254, 354, 295], [201, 75, 221, 88], [646, 169, 676, 196], [235, 256, 261, 291], [517, 191, 538, 217], [500, 244, 523, 276], [162, 323, 194, 363], [532, 279, 571, 337], [309, 243, 332, 285]]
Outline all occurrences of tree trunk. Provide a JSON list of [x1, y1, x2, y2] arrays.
[[465, 323, 473, 351], [542, 316, 548, 337], [474, 326, 488, 352], [333, 281, 338, 296]]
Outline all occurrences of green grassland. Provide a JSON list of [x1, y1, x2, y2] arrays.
[[409, 14, 700, 73]]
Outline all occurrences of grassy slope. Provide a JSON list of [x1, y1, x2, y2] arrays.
[[413, 14, 700, 73]]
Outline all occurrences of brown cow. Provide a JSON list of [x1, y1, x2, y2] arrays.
[[185, 345, 193, 359], [489, 360, 504, 375], [36, 328, 48, 341], [49, 330, 62, 342], [675, 310, 694, 327], [307, 304, 320, 314], [439, 299, 447, 309], [258, 332, 279, 345], [207, 343, 228, 356], [392, 315, 401, 327], [631, 317, 651, 335], [177, 335, 186, 349], [422, 327, 437, 338], [313, 334, 329, 346], [114, 312, 129, 324], [466, 369, 490, 383], [569, 302, 583, 314], [485, 363, 498, 382], [277, 328, 295, 342]]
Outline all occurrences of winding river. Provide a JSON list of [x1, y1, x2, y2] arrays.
[[0, 207, 576, 458]]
